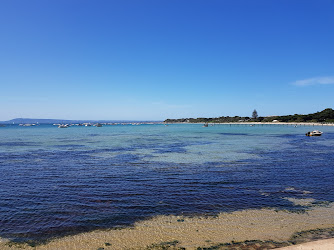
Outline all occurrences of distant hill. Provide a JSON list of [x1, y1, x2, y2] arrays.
[[164, 108, 334, 123], [0, 118, 81, 124], [2, 118, 74, 124], [0, 118, 162, 124], [268, 108, 334, 123]]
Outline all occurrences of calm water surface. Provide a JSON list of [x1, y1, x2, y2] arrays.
[[0, 124, 333, 242]]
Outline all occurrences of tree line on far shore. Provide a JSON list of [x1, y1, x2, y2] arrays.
[[164, 108, 334, 123]]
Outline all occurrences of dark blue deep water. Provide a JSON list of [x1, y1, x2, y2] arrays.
[[0, 124, 333, 242]]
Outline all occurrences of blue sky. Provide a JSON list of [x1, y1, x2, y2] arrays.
[[0, 0, 333, 120]]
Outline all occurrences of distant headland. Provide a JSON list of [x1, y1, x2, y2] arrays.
[[164, 108, 334, 124], [0, 118, 162, 124]]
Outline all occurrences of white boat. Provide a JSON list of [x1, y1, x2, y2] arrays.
[[305, 130, 323, 136], [58, 124, 69, 128]]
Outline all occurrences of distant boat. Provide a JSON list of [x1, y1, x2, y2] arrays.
[[94, 123, 103, 127], [306, 130, 323, 136], [203, 123, 208, 127], [58, 124, 69, 128]]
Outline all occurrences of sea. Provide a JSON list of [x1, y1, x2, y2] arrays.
[[0, 123, 333, 243]]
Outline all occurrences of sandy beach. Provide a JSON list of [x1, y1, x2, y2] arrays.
[[1, 200, 334, 249], [277, 238, 334, 250]]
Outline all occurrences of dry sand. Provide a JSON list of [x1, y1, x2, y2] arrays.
[[277, 238, 334, 250], [1, 200, 334, 249]]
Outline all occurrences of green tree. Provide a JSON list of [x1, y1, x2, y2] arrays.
[[252, 109, 258, 119]]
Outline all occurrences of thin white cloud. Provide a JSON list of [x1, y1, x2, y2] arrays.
[[293, 76, 334, 86]]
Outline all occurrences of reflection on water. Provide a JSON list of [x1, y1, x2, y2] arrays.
[[0, 124, 333, 241]]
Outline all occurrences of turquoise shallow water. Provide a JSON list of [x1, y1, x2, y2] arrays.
[[0, 124, 333, 242]]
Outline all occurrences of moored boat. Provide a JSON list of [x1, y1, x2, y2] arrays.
[[58, 124, 69, 128], [305, 130, 323, 136]]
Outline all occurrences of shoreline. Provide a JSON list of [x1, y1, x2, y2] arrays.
[[166, 122, 334, 126], [2, 201, 334, 249], [277, 238, 334, 250]]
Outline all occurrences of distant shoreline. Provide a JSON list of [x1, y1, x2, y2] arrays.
[[164, 108, 334, 124], [165, 121, 334, 126]]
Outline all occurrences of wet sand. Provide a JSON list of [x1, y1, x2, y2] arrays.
[[1, 201, 334, 249]]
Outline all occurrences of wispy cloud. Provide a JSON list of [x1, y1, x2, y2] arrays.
[[293, 76, 334, 86]]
